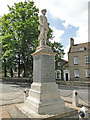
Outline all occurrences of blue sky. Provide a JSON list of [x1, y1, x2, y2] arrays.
[[47, 11, 79, 49], [60, 25, 79, 48], [0, 0, 89, 60]]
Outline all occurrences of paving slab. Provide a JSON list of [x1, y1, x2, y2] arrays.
[[6, 104, 28, 118], [0, 106, 12, 119]]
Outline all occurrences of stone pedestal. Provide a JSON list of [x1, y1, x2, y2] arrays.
[[17, 46, 67, 118], [25, 82, 65, 115], [26, 46, 65, 114]]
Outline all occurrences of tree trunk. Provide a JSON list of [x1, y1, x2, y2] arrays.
[[10, 68, 13, 77], [23, 62, 26, 77], [23, 65, 26, 77], [31, 57, 33, 76], [18, 54, 20, 77], [4, 59, 7, 77]]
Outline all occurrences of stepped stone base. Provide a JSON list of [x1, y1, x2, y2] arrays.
[[17, 104, 78, 119], [17, 82, 78, 119], [25, 82, 65, 114]]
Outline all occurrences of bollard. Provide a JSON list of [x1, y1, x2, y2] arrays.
[[24, 88, 29, 101], [78, 106, 89, 119], [72, 90, 78, 107]]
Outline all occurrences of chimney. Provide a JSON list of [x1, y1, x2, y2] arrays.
[[70, 38, 74, 47]]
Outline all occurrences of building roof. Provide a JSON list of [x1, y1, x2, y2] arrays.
[[56, 58, 68, 67], [69, 42, 90, 53], [56, 58, 68, 63]]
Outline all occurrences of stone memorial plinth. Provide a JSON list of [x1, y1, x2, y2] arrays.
[[17, 46, 67, 118], [25, 46, 65, 114]]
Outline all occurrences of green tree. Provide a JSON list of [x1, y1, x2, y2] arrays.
[[48, 41, 65, 60], [1, 0, 39, 77], [1, 0, 53, 77]]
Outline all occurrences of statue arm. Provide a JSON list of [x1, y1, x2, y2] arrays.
[[39, 15, 43, 26]]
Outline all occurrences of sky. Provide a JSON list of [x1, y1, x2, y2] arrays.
[[0, 0, 89, 60]]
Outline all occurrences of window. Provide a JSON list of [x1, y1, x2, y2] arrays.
[[85, 69, 90, 78], [74, 70, 79, 78], [57, 72, 60, 79], [79, 47, 85, 51], [58, 62, 61, 66], [85, 56, 90, 64], [56, 70, 61, 79], [74, 57, 79, 65]]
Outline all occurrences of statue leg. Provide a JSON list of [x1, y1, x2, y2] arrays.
[[38, 28, 45, 46], [44, 30, 48, 45]]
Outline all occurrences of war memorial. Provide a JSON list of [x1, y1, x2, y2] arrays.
[[17, 9, 78, 119]]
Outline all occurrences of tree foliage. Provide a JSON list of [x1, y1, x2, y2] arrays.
[[1, 0, 40, 77], [48, 41, 65, 60]]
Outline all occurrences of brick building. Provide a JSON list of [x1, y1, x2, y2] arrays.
[[56, 38, 90, 81]]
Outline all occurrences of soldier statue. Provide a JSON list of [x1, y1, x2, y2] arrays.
[[38, 9, 49, 46]]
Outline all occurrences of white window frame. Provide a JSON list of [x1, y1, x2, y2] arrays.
[[74, 57, 79, 65], [85, 69, 90, 78], [56, 70, 61, 79], [74, 70, 79, 78], [85, 56, 90, 64]]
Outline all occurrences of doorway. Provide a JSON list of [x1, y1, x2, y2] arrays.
[[66, 73, 68, 81], [63, 69, 70, 81]]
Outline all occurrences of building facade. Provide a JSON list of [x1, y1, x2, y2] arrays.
[[56, 38, 90, 81], [55, 59, 68, 80], [68, 38, 90, 81]]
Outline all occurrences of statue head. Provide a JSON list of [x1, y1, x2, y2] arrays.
[[41, 9, 47, 15]]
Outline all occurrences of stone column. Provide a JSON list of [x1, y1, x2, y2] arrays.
[[24, 46, 65, 114]]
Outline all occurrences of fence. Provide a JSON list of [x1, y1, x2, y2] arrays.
[[61, 91, 90, 107]]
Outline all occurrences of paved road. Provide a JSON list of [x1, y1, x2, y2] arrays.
[[1, 81, 30, 93], [0, 81, 90, 106]]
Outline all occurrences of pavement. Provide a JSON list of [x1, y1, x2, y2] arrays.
[[1, 101, 90, 119], [1, 104, 12, 119], [0, 91, 24, 119]]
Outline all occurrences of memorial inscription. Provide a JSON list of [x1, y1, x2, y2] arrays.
[[33, 54, 55, 83]]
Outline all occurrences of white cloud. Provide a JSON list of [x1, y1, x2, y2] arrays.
[[50, 27, 64, 43], [0, 0, 25, 16]]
